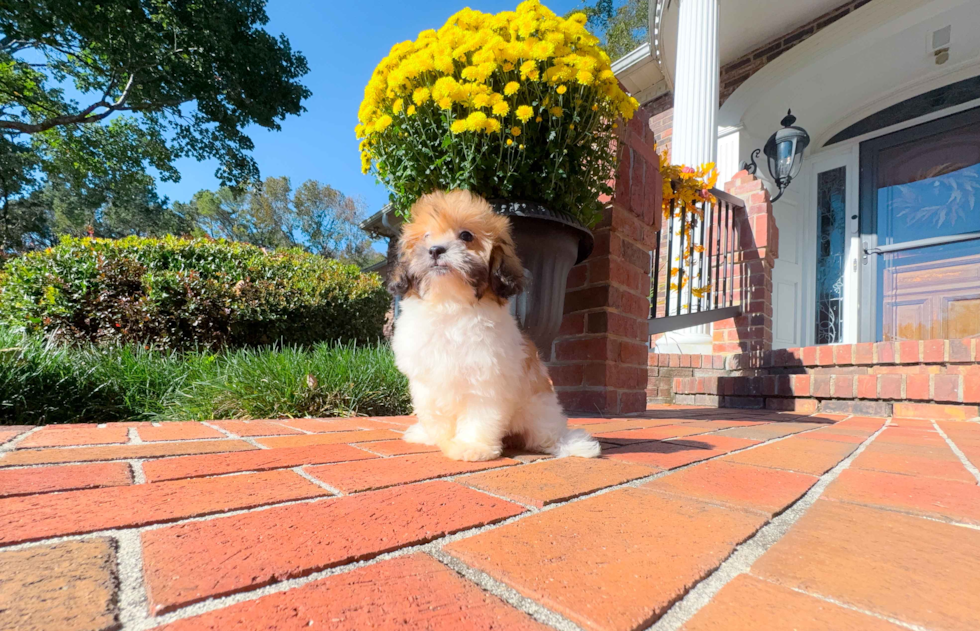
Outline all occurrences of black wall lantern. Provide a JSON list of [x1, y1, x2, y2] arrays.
[[742, 109, 810, 202]]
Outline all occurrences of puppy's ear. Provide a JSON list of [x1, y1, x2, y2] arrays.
[[489, 238, 525, 300]]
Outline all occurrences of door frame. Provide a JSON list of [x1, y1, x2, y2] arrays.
[[858, 105, 980, 342]]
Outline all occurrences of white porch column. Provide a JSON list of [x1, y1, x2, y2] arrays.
[[655, 0, 719, 355]]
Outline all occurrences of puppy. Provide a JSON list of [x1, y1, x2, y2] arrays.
[[389, 189, 601, 462]]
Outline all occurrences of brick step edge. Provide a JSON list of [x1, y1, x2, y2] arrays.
[[672, 374, 980, 405], [671, 393, 979, 421]]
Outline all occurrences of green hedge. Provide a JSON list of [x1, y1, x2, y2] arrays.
[[0, 236, 389, 350]]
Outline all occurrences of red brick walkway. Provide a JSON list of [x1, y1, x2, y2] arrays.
[[1, 409, 979, 631]]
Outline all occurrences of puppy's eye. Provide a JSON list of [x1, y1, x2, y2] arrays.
[[459, 230, 473, 243]]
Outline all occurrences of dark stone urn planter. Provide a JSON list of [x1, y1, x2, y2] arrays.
[[491, 200, 593, 361]]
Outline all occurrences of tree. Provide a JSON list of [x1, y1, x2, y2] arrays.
[[0, 0, 310, 249], [175, 177, 381, 267], [573, 0, 649, 61]]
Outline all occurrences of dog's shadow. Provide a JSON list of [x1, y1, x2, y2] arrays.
[[595, 437, 716, 455]]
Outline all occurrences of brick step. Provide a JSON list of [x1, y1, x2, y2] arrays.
[[670, 373, 980, 419]]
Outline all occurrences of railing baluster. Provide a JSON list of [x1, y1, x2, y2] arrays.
[[697, 198, 708, 312], [728, 202, 736, 308], [677, 202, 688, 316], [686, 204, 696, 314], [664, 197, 675, 318], [651, 209, 662, 318]]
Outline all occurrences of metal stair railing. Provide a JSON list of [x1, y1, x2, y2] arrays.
[[649, 187, 747, 335]]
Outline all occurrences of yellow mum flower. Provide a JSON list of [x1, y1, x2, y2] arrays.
[[504, 81, 520, 96], [519, 60, 539, 81], [375, 114, 393, 131], [556, 85, 567, 95], [531, 40, 555, 60], [502, 62, 514, 72], [413, 87, 430, 105], [576, 70, 594, 85], [484, 118, 501, 133], [450, 120, 469, 134], [516, 105, 534, 122], [473, 93, 491, 108], [492, 101, 510, 116], [393, 98, 404, 113], [535, 115, 542, 123], [438, 97, 453, 109], [550, 106, 562, 117], [510, 126, 521, 136], [506, 138, 513, 146], [465, 111, 487, 131], [407, 104, 417, 115]]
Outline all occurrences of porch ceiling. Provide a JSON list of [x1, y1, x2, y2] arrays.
[[717, 0, 980, 148], [654, 0, 844, 88]]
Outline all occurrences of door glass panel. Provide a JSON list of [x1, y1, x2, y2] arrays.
[[872, 115, 980, 341], [815, 166, 846, 345], [880, 239, 980, 341]]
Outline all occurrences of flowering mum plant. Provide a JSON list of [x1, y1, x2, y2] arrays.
[[356, 0, 639, 227], [659, 155, 718, 300]]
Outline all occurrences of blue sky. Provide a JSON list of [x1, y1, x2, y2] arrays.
[[156, 0, 584, 216]]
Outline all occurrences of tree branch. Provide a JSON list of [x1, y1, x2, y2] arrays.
[[0, 73, 140, 134]]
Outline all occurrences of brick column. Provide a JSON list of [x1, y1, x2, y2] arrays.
[[548, 110, 662, 416], [711, 170, 779, 356]]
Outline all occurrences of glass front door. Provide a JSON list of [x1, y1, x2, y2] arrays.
[[860, 107, 980, 342]]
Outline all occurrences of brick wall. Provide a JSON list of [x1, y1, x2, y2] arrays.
[[710, 171, 778, 356], [548, 107, 662, 416]]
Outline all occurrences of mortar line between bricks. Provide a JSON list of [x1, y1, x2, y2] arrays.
[[644, 420, 890, 631], [932, 420, 980, 484], [268, 420, 315, 434], [291, 466, 345, 495], [129, 460, 147, 484], [426, 547, 586, 631], [201, 422, 269, 449], [116, 530, 151, 631], [127, 427, 143, 444], [0, 426, 41, 455]]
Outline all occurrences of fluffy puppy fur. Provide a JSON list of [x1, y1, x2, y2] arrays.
[[389, 189, 600, 462]]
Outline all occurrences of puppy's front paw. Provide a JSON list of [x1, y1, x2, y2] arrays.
[[442, 439, 502, 462], [403, 423, 436, 445]]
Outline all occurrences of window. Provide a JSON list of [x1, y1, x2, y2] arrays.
[[815, 166, 847, 344]]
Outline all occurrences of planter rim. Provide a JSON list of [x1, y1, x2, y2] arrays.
[[489, 199, 594, 265]]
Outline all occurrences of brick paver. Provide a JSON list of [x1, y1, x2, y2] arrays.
[[18, 425, 129, 448], [3, 409, 979, 631], [446, 489, 766, 631], [142, 443, 375, 482], [158, 554, 546, 631], [0, 539, 119, 631], [644, 460, 818, 517], [256, 429, 400, 448], [460, 457, 654, 507], [0, 438, 255, 466], [0, 469, 327, 544], [142, 481, 524, 613], [136, 422, 225, 442], [753, 500, 980, 631], [724, 434, 858, 475], [0, 462, 131, 497], [304, 452, 519, 493], [682, 574, 906, 631], [824, 467, 980, 525]]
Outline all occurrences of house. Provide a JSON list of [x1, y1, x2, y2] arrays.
[[364, 0, 980, 419]]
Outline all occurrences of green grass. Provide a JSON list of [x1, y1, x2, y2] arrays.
[[0, 328, 411, 425]]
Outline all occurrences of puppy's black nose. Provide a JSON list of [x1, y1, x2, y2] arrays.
[[429, 245, 447, 259]]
